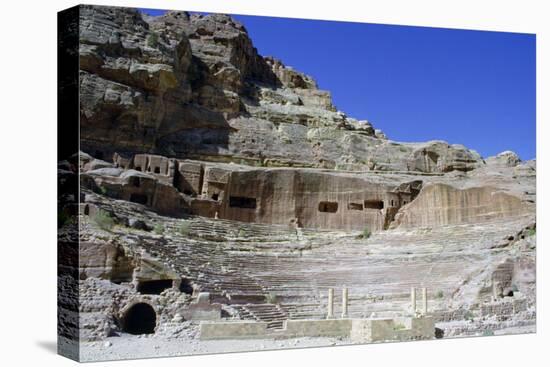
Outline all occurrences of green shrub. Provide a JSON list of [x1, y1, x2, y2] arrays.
[[238, 228, 245, 238], [93, 209, 114, 231], [179, 220, 191, 236], [153, 223, 164, 235], [482, 329, 495, 337], [526, 228, 536, 237], [464, 310, 475, 321], [146, 32, 159, 48], [98, 186, 108, 195], [361, 227, 371, 239], [436, 290, 444, 299], [264, 292, 277, 304], [393, 323, 406, 330]]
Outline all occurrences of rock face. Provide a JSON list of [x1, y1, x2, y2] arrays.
[[82, 153, 423, 231], [391, 183, 533, 229], [78, 5, 483, 173]]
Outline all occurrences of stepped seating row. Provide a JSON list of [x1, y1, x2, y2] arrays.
[[83, 192, 534, 326]]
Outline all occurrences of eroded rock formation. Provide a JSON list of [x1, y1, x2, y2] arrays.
[[78, 5, 484, 173]]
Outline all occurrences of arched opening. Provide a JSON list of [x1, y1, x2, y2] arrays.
[[137, 279, 173, 295], [154, 167, 160, 174], [122, 303, 156, 335], [211, 193, 219, 201], [84, 205, 89, 215]]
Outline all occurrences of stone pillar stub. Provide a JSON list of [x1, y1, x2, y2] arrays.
[[327, 288, 334, 319], [422, 287, 428, 315], [411, 287, 416, 315], [341, 288, 349, 318]]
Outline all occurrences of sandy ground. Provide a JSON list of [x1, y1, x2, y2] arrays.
[[79, 334, 349, 362], [78, 324, 535, 362]]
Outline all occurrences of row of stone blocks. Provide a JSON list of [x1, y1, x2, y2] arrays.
[[199, 316, 435, 343]]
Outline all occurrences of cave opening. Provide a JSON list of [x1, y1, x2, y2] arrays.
[[154, 167, 160, 174], [137, 279, 173, 295], [179, 278, 193, 295], [364, 200, 384, 210], [229, 196, 256, 209], [348, 202, 364, 211], [318, 201, 338, 213], [129, 193, 148, 205], [121, 303, 156, 335]]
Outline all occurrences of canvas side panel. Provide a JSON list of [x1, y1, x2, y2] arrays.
[[57, 5, 80, 362]]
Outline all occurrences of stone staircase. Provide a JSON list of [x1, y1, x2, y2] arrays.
[[233, 303, 289, 330]]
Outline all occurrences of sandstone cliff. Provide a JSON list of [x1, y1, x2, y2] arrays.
[[79, 5, 483, 173]]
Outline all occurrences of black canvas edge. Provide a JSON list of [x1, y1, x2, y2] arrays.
[[57, 4, 81, 362]]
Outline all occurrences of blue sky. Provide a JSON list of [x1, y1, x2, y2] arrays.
[[141, 8, 536, 160]]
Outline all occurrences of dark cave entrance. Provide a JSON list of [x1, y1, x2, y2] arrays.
[[364, 200, 384, 210], [179, 278, 193, 295], [229, 196, 257, 209], [318, 201, 338, 213], [121, 303, 156, 335], [129, 193, 148, 205], [137, 279, 173, 295], [347, 202, 364, 211]]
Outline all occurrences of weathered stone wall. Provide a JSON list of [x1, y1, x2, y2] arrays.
[[83, 154, 533, 232], [200, 321, 268, 340], [220, 169, 395, 231], [284, 319, 352, 338], [79, 240, 135, 283], [176, 161, 203, 195], [350, 317, 435, 343], [392, 183, 533, 228], [200, 317, 433, 342]]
